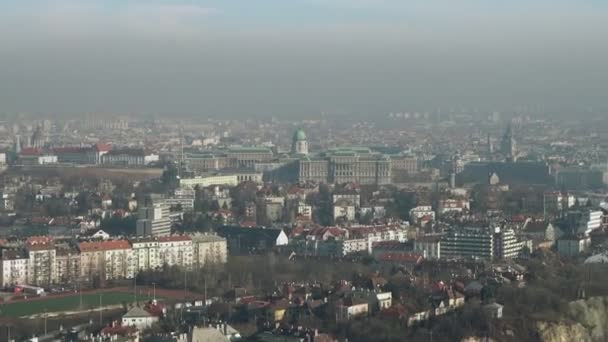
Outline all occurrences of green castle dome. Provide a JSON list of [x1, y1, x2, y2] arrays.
[[294, 128, 307, 141]]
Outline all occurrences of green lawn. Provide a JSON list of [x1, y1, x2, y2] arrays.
[[0, 292, 155, 317]]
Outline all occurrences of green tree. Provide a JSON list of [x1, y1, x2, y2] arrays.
[[101, 215, 137, 236], [386, 190, 416, 221], [310, 184, 333, 226], [160, 162, 179, 191], [42, 198, 71, 217]]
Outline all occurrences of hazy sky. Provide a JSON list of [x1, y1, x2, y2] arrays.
[[0, 0, 607, 117]]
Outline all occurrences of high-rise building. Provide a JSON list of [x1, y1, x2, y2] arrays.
[[565, 210, 603, 236], [30, 125, 45, 149], [441, 227, 494, 260], [165, 188, 196, 211], [493, 228, 527, 259], [14, 135, 21, 154], [441, 225, 528, 260], [500, 123, 517, 162], [137, 197, 172, 237], [544, 192, 575, 216]]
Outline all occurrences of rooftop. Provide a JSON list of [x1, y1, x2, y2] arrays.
[[158, 235, 192, 243], [293, 128, 307, 141], [123, 307, 153, 318], [190, 233, 225, 243], [79, 240, 131, 252]]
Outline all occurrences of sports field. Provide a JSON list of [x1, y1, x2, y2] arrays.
[[0, 292, 155, 317]]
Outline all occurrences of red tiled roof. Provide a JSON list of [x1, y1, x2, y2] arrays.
[[348, 225, 400, 238], [52, 146, 91, 154], [95, 142, 112, 152], [307, 227, 347, 240], [101, 325, 137, 337], [240, 220, 257, 228], [30, 217, 52, 225], [49, 216, 71, 226], [379, 304, 407, 319], [145, 302, 165, 317], [79, 240, 131, 252], [378, 252, 424, 264], [510, 214, 527, 222], [287, 187, 305, 195], [26, 236, 54, 245], [289, 226, 306, 237], [27, 243, 55, 251], [20, 147, 42, 156]]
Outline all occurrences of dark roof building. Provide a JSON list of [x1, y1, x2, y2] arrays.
[[216, 226, 288, 254]]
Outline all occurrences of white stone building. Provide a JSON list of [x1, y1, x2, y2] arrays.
[[122, 307, 159, 330], [1, 250, 28, 287]]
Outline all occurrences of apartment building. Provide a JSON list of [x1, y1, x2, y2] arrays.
[[158, 236, 193, 270], [414, 235, 442, 260], [441, 226, 528, 260], [338, 239, 369, 256], [131, 239, 161, 272], [1, 250, 28, 287], [191, 234, 228, 267], [543, 192, 575, 215], [26, 237, 57, 286], [55, 248, 81, 284], [437, 199, 470, 215], [79, 240, 133, 281], [493, 228, 529, 259], [103, 241, 135, 280], [165, 188, 196, 211], [0, 233, 227, 285], [441, 227, 494, 260]]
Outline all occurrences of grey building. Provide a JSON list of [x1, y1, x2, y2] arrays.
[[137, 197, 172, 237], [441, 225, 527, 260]]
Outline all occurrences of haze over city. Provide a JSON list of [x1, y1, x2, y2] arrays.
[[1, 1, 608, 342], [1, 0, 607, 117]]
